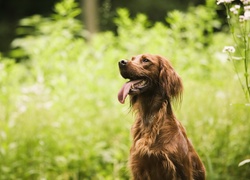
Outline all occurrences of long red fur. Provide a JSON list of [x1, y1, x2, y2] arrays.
[[118, 54, 206, 180]]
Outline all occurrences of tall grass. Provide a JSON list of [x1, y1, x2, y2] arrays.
[[0, 0, 249, 179]]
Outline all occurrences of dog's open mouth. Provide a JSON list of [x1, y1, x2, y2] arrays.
[[118, 79, 148, 104]]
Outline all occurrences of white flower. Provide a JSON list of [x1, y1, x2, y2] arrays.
[[223, 46, 236, 53], [244, 10, 250, 19], [244, 5, 250, 10], [241, 0, 250, 5], [239, 15, 245, 22], [235, 5, 241, 9], [239, 10, 250, 22], [230, 7, 239, 14], [217, 0, 235, 5], [230, 5, 241, 14]]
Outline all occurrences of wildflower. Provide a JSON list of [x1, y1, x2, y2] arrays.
[[230, 6, 239, 15], [241, 0, 250, 5], [244, 5, 250, 10], [223, 46, 236, 53], [244, 10, 250, 19], [235, 5, 241, 9], [217, 0, 235, 5], [239, 10, 250, 22], [239, 15, 245, 22]]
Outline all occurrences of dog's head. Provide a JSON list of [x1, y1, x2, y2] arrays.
[[118, 54, 183, 104]]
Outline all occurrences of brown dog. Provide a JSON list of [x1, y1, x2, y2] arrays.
[[118, 54, 205, 180]]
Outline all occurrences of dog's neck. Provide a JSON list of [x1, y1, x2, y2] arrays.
[[131, 93, 174, 125]]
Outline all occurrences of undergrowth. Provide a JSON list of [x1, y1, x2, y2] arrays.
[[0, 0, 249, 179]]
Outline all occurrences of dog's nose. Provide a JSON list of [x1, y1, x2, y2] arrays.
[[119, 60, 128, 67]]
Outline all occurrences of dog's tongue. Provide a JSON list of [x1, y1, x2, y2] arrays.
[[118, 80, 141, 104]]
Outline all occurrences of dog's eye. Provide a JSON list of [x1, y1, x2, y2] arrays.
[[142, 58, 150, 63]]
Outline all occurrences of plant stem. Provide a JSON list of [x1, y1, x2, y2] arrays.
[[243, 21, 250, 102], [226, 4, 250, 103]]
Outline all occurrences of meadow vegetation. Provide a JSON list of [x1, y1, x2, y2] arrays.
[[0, 0, 249, 179]]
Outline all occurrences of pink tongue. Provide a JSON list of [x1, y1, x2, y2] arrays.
[[118, 80, 141, 104]]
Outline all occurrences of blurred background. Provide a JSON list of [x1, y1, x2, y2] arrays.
[[0, 0, 249, 179], [1, 0, 206, 53]]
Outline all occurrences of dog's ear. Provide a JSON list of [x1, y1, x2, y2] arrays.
[[158, 56, 183, 102]]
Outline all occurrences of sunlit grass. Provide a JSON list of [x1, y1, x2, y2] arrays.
[[0, 0, 249, 179]]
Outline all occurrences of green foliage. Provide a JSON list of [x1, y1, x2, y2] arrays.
[[0, 0, 249, 179]]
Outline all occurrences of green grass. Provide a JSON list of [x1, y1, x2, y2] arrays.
[[0, 0, 249, 179]]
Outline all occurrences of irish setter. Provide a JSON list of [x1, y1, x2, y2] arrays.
[[118, 54, 206, 180]]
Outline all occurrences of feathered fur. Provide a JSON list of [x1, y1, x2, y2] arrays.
[[118, 54, 205, 180]]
